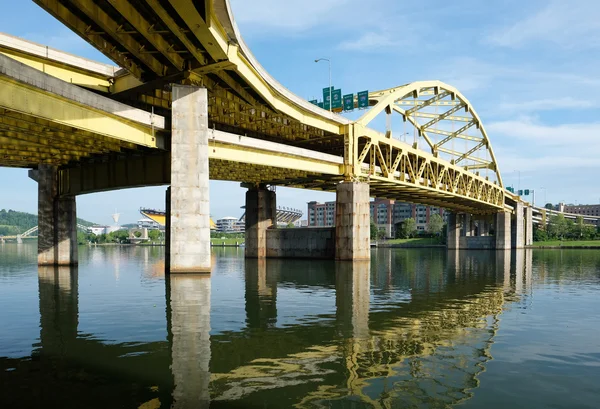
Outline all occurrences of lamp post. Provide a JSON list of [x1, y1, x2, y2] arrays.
[[315, 58, 331, 113]]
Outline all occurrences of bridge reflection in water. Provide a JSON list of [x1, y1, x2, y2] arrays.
[[1, 249, 534, 408]]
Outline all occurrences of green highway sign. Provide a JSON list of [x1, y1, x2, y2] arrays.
[[317, 101, 324, 108], [507, 187, 514, 193], [309, 99, 318, 105], [518, 189, 523, 195], [524, 189, 530, 195], [357, 90, 369, 108], [343, 93, 354, 111], [322, 86, 333, 104], [332, 89, 342, 109]]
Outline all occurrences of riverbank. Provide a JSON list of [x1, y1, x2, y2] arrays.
[[376, 238, 445, 248], [531, 240, 600, 249]]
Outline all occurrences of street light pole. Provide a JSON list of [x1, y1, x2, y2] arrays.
[[315, 58, 331, 113]]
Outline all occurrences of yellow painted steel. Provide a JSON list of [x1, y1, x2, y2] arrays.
[[0, 76, 159, 148], [0, 50, 112, 92], [209, 143, 342, 176], [141, 209, 217, 229], [17, 0, 514, 211]]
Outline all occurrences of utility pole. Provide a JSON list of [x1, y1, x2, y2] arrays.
[[315, 58, 331, 113]]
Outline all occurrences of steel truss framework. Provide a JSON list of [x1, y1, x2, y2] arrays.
[[2, 0, 506, 214], [340, 81, 505, 213]]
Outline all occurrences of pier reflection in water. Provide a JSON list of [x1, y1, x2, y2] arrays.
[[5, 245, 597, 409]]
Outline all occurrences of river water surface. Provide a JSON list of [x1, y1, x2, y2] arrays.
[[1, 244, 599, 408]]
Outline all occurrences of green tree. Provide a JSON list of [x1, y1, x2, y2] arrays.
[[286, 222, 295, 228], [533, 227, 548, 242], [544, 203, 554, 210], [548, 214, 567, 239], [370, 219, 378, 240], [427, 213, 444, 236], [148, 229, 161, 241], [400, 218, 417, 239]]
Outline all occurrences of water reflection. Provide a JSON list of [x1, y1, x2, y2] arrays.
[[167, 275, 211, 409], [0, 248, 548, 409]]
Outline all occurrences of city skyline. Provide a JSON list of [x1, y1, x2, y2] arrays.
[[1, 0, 599, 224]]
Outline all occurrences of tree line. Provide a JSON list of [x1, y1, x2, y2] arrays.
[[535, 214, 600, 241], [370, 213, 445, 240], [0, 209, 95, 236]]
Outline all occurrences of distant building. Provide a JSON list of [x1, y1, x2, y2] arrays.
[[559, 203, 600, 217], [216, 216, 245, 233], [307, 198, 447, 238], [137, 217, 161, 229], [88, 225, 123, 235]]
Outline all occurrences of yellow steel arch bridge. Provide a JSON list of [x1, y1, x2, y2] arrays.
[[0, 0, 507, 214]]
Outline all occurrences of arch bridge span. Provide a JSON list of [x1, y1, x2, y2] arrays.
[[0, 0, 516, 266]]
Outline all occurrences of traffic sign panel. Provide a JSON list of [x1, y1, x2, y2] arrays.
[[343, 94, 354, 111], [357, 90, 369, 108]]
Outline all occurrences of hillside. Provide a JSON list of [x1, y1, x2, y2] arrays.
[[0, 209, 96, 236]]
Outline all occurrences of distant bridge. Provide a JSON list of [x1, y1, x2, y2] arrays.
[[1, 224, 90, 242]]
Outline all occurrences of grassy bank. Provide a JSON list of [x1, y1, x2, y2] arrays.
[[379, 237, 444, 246], [532, 240, 600, 247]]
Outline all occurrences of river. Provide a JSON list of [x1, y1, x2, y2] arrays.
[[1, 243, 599, 408]]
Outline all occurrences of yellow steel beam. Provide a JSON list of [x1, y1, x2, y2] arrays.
[[67, 0, 167, 77], [0, 76, 159, 147], [0, 49, 111, 92], [169, 0, 229, 62], [209, 143, 342, 176], [33, 0, 143, 78], [108, 0, 185, 70]]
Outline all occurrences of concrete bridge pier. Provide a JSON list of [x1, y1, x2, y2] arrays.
[[36, 165, 78, 266], [525, 206, 533, 246], [449, 211, 513, 249], [335, 182, 370, 260], [166, 85, 211, 273], [495, 212, 511, 250], [511, 202, 525, 249], [244, 185, 276, 258]]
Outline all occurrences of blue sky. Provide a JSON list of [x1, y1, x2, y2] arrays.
[[1, 0, 599, 224]]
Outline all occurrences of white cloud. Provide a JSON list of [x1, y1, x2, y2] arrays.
[[229, 0, 352, 32], [487, 0, 600, 49], [488, 118, 600, 177], [487, 118, 600, 146], [497, 97, 595, 113], [338, 32, 397, 51]]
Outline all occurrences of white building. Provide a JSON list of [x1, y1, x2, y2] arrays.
[[88, 225, 123, 236], [137, 217, 161, 229], [216, 216, 245, 233]]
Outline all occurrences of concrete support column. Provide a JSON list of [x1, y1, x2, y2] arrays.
[[525, 206, 533, 246], [335, 182, 370, 260], [57, 197, 78, 265], [37, 165, 77, 266], [511, 202, 525, 249], [464, 213, 472, 236], [495, 212, 511, 250], [447, 212, 461, 250], [167, 275, 211, 409], [245, 186, 276, 258], [167, 85, 211, 273]]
